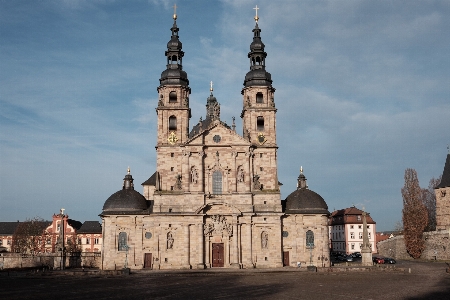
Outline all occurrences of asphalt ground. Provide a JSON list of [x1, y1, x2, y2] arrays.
[[0, 260, 449, 300]]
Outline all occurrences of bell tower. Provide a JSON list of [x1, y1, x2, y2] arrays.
[[241, 6, 279, 192], [156, 8, 191, 147], [154, 8, 191, 193], [241, 6, 276, 147]]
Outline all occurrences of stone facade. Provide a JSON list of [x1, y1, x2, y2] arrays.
[[101, 13, 330, 270], [436, 186, 450, 231], [435, 153, 450, 231]]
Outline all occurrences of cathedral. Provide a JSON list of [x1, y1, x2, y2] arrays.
[[100, 9, 330, 270]]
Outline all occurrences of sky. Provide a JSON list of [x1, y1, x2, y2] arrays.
[[1, 0, 449, 231]]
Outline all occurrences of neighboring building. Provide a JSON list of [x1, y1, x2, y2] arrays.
[[435, 152, 450, 231], [0, 212, 101, 254], [44, 212, 81, 253], [329, 207, 377, 254], [77, 221, 102, 252], [376, 233, 390, 244], [100, 11, 331, 270], [0, 222, 20, 252]]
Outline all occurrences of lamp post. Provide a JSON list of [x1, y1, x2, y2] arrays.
[[60, 208, 65, 270], [124, 245, 130, 269]]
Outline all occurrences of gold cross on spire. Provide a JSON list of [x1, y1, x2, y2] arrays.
[[173, 4, 177, 20], [253, 5, 259, 23]]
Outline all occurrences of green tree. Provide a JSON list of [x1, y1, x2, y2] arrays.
[[401, 168, 428, 259]]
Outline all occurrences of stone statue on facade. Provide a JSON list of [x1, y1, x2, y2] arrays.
[[167, 232, 174, 249], [261, 231, 268, 249]]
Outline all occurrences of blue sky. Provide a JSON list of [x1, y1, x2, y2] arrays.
[[1, 0, 449, 231]]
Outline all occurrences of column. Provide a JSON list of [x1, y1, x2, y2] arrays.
[[246, 151, 252, 192], [231, 218, 240, 268], [184, 224, 190, 268], [197, 223, 204, 269], [245, 222, 253, 268], [232, 151, 237, 192], [205, 236, 210, 267]]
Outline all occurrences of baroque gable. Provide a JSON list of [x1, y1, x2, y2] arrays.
[[185, 122, 250, 146]]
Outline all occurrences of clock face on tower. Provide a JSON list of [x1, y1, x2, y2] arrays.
[[168, 132, 178, 144], [257, 133, 266, 145]]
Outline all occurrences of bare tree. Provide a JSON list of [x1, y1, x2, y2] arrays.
[[401, 168, 428, 259], [394, 220, 403, 233], [422, 175, 442, 232], [65, 235, 81, 254], [11, 217, 50, 254]]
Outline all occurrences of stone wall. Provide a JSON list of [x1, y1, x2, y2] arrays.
[[377, 230, 450, 260], [0, 252, 101, 270]]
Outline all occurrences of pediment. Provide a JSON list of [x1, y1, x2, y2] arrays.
[[186, 121, 250, 146]]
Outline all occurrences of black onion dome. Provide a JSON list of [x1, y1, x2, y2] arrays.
[[159, 18, 189, 87], [284, 168, 329, 215], [102, 169, 149, 214], [243, 23, 272, 87]]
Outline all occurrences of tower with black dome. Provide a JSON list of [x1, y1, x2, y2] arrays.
[[241, 8, 279, 192], [156, 10, 191, 147], [155, 10, 192, 193]]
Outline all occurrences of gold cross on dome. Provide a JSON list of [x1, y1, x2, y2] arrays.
[[173, 4, 177, 20], [253, 5, 259, 23], [210, 81, 213, 92]]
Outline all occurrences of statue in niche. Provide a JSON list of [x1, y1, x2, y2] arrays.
[[175, 174, 182, 190], [190, 167, 198, 183], [158, 95, 164, 107], [253, 174, 262, 190], [237, 167, 245, 183], [184, 97, 189, 106], [167, 232, 174, 249], [247, 96, 251, 107], [270, 96, 275, 107], [261, 231, 268, 249]]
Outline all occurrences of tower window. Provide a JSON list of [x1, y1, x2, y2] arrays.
[[169, 116, 177, 130], [169, 91, 177, 103], [212, 171, 222, 195], [257, 116, 264, 131], [256, 92, 263, 103]]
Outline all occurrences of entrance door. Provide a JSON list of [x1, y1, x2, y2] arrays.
[[283, 251, 289, 266], [212, 243, 224, 267], [144, 253, 152, 269]]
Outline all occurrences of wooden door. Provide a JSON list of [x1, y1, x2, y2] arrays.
[[212, 243, 224, 267], [144, 253, 152, 269], [283, 251, 289, 266]]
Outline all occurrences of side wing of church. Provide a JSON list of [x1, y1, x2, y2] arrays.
[[100, 9, 330, 270]]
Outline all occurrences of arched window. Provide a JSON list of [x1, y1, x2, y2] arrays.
[[306, 230, 314, 249], [118, 232, 127, 251], [257, 116, 264, 131], [256, 92, 263, 103], [169, 91, 177, 103], [169, 116, 177, 130], [212, 171, 222, 195]]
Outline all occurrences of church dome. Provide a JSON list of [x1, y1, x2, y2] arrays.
[[102, 168, 148, 214], [284, 168, 329, 215]]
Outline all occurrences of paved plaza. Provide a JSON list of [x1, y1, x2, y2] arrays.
[[0, 260, 449, 299]]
